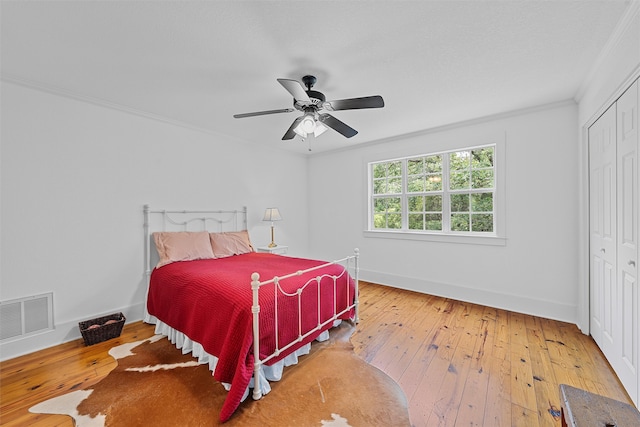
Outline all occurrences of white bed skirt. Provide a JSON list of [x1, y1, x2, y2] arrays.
[[149, 318, 338, 402]]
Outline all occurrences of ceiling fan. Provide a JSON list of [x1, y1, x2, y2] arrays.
[[233, 75, 384, 140]]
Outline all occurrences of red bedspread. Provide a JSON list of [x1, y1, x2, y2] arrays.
[[147, 252, 355, 422]]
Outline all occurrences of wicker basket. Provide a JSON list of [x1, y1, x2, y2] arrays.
[[79, 312, 126, 346]]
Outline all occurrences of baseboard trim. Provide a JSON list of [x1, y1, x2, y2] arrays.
[[360, 269, 578, 326], [0, 303, 145, 362]]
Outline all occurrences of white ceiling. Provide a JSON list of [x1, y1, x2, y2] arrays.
[[1, 1, 631, 155]]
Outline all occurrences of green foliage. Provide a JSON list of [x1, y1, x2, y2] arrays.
[[472, 170, 493, 188], [373, 197, 402, 229], [472, 214, 493, 232], [408, 213, 423, 230], [471, 193, 493, 212], [408, 196, 423, 211], [407, 177, 424, 192], [450, 194, 469, 212], [472, 147, 494, 168], [451, 213, 470, 231], [425, 214, 442, 230], [425, 195, 442, 211], [450, 171, 469, 190]]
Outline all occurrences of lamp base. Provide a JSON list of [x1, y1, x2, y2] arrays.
[[268, 224, 277, 248]]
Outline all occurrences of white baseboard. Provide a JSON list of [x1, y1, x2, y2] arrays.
[[360, 269, 578, 326], [0, 302, 145, 362]]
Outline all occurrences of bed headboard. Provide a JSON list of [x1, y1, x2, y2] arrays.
[[143, 204, 248, 277]]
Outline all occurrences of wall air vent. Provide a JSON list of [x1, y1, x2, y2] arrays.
[[0, 293, 54, 342]]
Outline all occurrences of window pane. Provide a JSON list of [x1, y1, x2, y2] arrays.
[[450, 171, 470, 190], [450, 194, 469, 212], [373, 163, 386, 179], [388, 213, 402, 229], [472, 214, 493, 232], [472, 147, 494, 168], [425, 195, 442, 211], [408, 196, 424, 212], [373, 213, 386, 228], [388, 161, 402, 176], [407, 176, 425, 192], [425, 155, 442, 173], [450, 151, 470, 171], [471, 193, 493, 212], [425, 175, 442, 191], [472, 169, 494, 189], [374, 198, 387, 212], [407, 159, 423, 175], [373, 179, 386, 194], [388, 197, 401, 212], [409, 213, 424, 230], [451, 213, 470, 231], [425, 214, 442, 230], [388, 177, 402, 193]]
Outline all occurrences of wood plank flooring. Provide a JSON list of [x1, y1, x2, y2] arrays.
[[0, 281, 633, 426], [351, 282, 634, 426]]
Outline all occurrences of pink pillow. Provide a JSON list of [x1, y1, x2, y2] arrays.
[[153, 231, 215, 268], [210, 231, 254, 258]]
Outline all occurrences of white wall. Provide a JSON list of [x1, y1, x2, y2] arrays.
[[308, 102, 580, 324], [0, 81, 310, 360]]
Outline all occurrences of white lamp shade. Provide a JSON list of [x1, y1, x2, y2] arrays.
[[300, 115, 316, 133], [293, 113, 318, 138], [314, 122, 328, 137], [263, 208, 282, 222]]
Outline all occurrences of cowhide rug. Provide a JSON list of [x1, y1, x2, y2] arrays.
[[29, 322, 411, 426]]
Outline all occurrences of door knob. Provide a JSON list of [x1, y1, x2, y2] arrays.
[[629, 260, 636, 267], [600, 248, 606, 253]]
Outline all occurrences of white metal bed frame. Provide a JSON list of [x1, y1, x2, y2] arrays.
[[143, 205, 359, 401]]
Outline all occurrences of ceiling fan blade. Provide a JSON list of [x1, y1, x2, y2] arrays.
[[277, 78, 311, 103], [326, 95, 385, 111], [233, 108, 294, 119], [318, 113, 358, 138], [282, 116, 304, 140]]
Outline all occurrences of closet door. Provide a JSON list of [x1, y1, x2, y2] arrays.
[[615, 80, 638, 405], [589, 104, 618, 359]]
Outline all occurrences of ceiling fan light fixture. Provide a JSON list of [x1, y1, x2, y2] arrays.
[[300, 114, 316, 133], [293, 113, 317, 138]]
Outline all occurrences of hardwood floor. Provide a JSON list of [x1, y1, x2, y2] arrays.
[[0, 281, 633, 426], [351, 282, 633, 426]]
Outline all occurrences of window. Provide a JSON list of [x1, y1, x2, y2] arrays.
[[369, 145, 496, 236]]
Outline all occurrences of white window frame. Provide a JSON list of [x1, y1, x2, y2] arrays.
[[364, 138, 506, 246]]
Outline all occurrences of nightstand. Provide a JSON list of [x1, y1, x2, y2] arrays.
[[256, 245, 289, 255]]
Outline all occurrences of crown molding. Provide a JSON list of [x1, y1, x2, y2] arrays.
[[575, 0, 640, 102]]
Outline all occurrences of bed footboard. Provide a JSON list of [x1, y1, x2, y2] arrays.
[[250, 249, 359, 400]]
